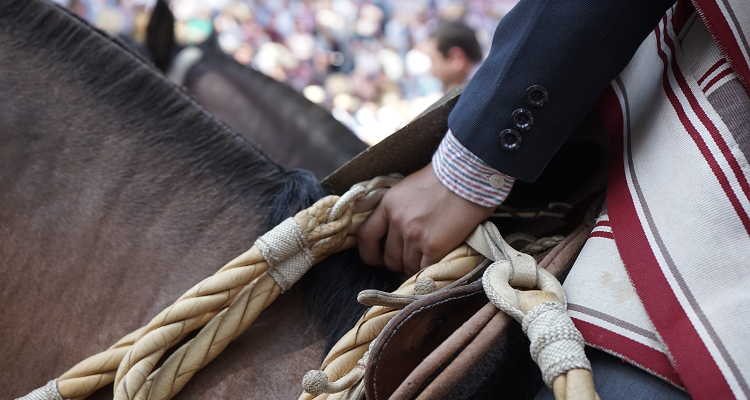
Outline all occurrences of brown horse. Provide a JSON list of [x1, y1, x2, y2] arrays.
[[143, 0, 369, 180], [0, 1, 395, 398], [1, 1, 604, 398]]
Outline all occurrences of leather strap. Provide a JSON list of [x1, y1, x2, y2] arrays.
[[363, 280, 487, 400], [411, 219, 595, 400], [389, 302, 499, 400]]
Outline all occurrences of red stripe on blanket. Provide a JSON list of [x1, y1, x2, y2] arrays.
[[593, 220, 611, 229], [693, 0, 750, 94], [673, 0, 695, 38], [662, 17, 750, 239], [664, 12, 750, 398], [697, 58, 727, 85], [573, 318, 683, 388], [588, 231, 614, 240], [596, 57, 732, 399], [703, 66, 734, 92]]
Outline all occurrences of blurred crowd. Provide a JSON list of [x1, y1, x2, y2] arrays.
[[54, 0, 517, 145]]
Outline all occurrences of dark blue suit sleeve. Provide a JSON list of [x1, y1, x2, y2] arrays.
[[448, 0, 674, 182]]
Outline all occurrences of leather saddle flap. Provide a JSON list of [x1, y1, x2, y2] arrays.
[[364, 280, 487, 400]]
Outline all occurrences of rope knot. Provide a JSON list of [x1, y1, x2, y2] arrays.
[[521, 302, 591, 387], [301, 365, 366, 396], [329, 186, 366, 222], [413, 276, 437, 295], [302, 370, 330, 397], [328, 174, 403, 222]]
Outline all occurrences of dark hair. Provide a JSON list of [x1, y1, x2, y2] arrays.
[[430, 20, 482, 63]]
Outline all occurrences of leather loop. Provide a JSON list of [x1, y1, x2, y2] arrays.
[[466, 222, 566, 321]]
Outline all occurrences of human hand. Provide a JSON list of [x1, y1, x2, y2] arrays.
[[358, 163, 495, 276]]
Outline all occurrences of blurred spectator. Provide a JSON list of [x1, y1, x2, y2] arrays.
[[63, 0, 518, 145], [425, 20, 482, 92]]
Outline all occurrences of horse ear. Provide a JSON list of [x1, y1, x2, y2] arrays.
[[146, 0, 175, 73], [202, 28, 222, 54]]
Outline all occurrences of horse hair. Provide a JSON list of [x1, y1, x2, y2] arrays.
[[1, 0, 325, 228], [301, 248, 402, 353]]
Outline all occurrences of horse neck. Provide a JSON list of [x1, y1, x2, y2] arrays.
[[0, 1, 324, 395], [0, 0, 323, 235], [184, 52, 367, 179]]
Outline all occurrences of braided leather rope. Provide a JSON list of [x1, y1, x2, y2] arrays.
[[18, 176, 400, 400]]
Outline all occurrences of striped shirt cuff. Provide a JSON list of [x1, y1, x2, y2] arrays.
[[432, 130, 515, 207]]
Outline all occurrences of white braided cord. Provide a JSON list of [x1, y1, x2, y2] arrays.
[[15, 380, 65, 400], [255, 217, 315, 292], [329, 186, 366, 221], [521, 302, 591, 387], [481, 262, 525, 322]]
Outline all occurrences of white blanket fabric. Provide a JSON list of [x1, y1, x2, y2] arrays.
[[563, 6, 750, 399]]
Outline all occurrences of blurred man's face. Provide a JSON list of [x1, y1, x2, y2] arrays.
[[425, 38, 451, 89]]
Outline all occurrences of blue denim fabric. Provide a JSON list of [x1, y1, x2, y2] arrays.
[[534, 347, 691, 400]]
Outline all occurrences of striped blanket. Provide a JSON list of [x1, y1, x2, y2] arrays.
[[563, 1, 750, 399]]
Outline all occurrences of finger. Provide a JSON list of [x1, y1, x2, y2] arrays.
[[420, 252, 442, 271], [358, 204, 388, 267], [383, 223, 405, 273], [403, 240, 423, 277]]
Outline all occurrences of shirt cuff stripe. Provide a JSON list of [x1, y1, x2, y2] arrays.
[[433, 154, 494, 206], [432, 130, 515, 207], [443, 133, 502, 175], [443, 143, 511, 192], [435, 136, 513, 202]]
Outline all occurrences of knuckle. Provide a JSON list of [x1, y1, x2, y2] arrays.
[[390, 210, 405, 225], [358, 225, 373, 241], [403, 225, 421, 241], [358, 250, 375, 265], [357, 243, 379, 265]]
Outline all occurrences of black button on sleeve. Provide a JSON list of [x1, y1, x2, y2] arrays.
[[525, 85, 549, 107], [511, 108, 534, 131], [499, 129, 522, 151]]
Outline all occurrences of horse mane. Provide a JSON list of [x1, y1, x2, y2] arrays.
[[301, 248, 401, 352], [2, 0, 324, 225]]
